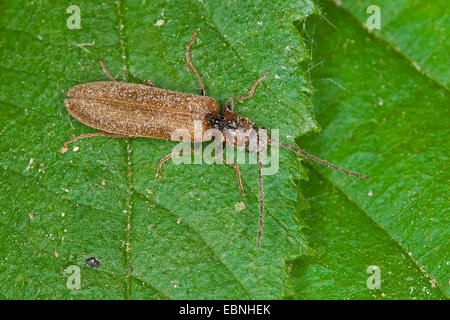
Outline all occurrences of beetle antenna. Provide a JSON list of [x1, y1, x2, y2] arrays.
[[256, 149, 265, 251], [226, 71, 270, 110], [271, 140, 370, 180], [186, 32, 206, 95], [99, 61, 116, 82]]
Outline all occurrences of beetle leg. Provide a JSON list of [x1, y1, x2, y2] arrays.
[[186, 32, 206, 96], [225, 71, 270, 111], [214, 141, 245, 197], [99, 61, 116, 82], [223, 159, 245, 197], [157, 143, 201, 179], [60, 132, 125, 153]]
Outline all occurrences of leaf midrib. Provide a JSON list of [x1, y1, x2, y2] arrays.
[[115, 0, 134, 300]]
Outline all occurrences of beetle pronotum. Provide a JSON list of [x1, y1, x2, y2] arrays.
[[62, 32, 369, 250]]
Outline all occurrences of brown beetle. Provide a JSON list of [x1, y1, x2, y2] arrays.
[[62, 32, 369, 250]]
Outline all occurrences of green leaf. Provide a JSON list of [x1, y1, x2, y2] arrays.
[[0, 0, 317, 298], [338, 0, 450, 88], [293, 166, 446, 299], [292, 0, 448, 299]]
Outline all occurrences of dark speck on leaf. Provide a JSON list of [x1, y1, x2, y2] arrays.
[[85, 257, 100, 268]]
